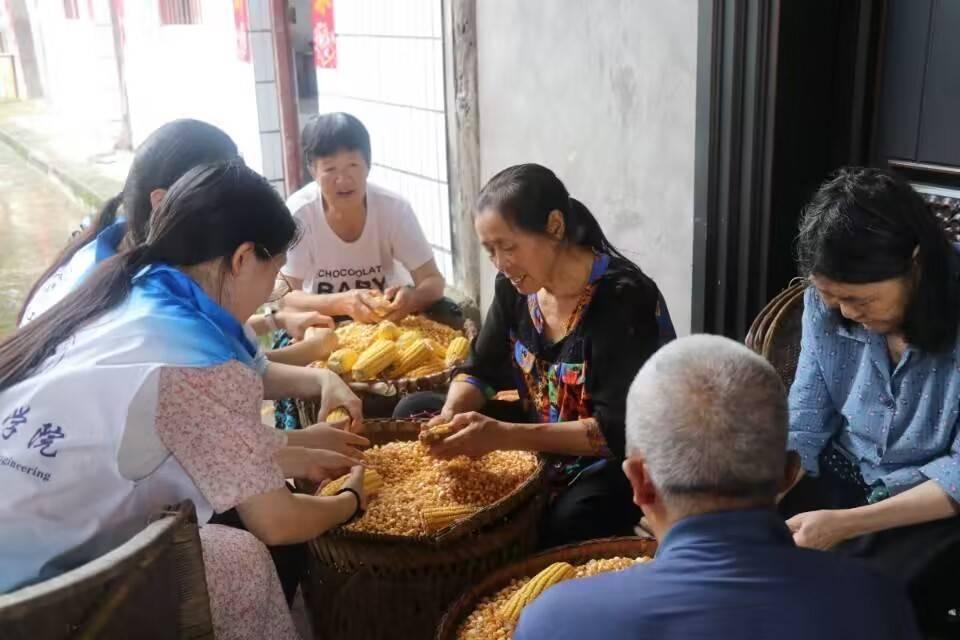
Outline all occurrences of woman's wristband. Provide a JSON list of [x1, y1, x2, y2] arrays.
[[336, 487, 364, 525]]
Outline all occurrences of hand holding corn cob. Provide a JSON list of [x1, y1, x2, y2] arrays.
[[421, 412, 508, 459], [275, 446, 365, 484], [318, 467, 382, 511], [312, 368, 364, 432], [289, 423, 369, 459], [342, 289, 383, 324], [419, 421, 457, 445]]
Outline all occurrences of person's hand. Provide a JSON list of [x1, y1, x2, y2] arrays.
[[340, 465, 369, 510], [786, 510, 853, 550], [295, 327, 339, 362], [276, 309, 334, 340], [423, 411, 508, 459], [342, 290, 381, 324], [312, 368, 363, 432], [425, 408, 455, 428], [383, 285, 417, 322], [295, 423, 369, 457], [276, 446, 364, 484]]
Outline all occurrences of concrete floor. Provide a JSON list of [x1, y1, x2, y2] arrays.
[[0, 140, 90, 335]]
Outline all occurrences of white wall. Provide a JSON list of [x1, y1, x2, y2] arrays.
[[28, 0, 123, 139], [475, 0, 698, 333], [122, 0, 262, 173]]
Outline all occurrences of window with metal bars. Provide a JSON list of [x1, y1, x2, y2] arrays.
[[63, 0, 80, 20], [158, 0, 201, 26]]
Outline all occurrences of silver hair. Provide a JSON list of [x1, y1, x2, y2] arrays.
[[626, 334, 787, 502]]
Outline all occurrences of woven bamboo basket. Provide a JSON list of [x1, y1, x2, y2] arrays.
[[300, 419, 547, 640], [435, 536, 658, 640], [298, 319, 478, 420], [0, 501, 213, 640]]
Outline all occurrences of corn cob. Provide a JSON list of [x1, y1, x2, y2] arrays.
[[395, 330, 422, 351], [393, 340, 433, 377], [326, 407, 350, 423], [419, 421, 455, 445], [352, 339, 398, 381], [423, 338, 446, 361], [375, 320, 400, 341], [405, 361, 448, 379], [318, 468, 383, 497], [420, 505, 477, 532], [498, 562, 576, 624], [445, 336, 470, 367], [367, 290, 391, 317], [327, 348, 359, 375]]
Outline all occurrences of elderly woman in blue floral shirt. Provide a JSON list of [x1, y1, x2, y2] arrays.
[[779, 167, 960, 634]]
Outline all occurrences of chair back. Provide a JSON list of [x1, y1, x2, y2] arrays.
[[0, 501, 213, 640]]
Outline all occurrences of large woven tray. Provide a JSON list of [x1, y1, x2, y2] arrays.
[[436, 536, 659, 640], [296, 419, 546, 545], [301, 419, 546, 640], [298, 319, 478, 420]]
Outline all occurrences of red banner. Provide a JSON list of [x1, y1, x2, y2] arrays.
[[312, 0, 337, 68], [233, 0, 250, 63]]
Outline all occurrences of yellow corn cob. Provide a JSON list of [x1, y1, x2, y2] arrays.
[[375, 320, 400, 341], [318, 468, 383, 497], [419, 421, 455, 445], [420, 505, 476, 532], [499, 562, 576, 624], [367, 290, 391, 317], [326, 407, 350, 423], [445, 336, 470, 367], [405, 361, 447, 379], [352, 339, 398, 380], [327, 348, 359, 375], [393, 340, 433, 377], [423, 338, 446, 361], [395, 330, 422, 351]]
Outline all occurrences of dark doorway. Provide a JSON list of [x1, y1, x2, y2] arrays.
[[693, 0, 884, 337]]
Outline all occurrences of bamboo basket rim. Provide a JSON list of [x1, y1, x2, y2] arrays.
[[435, 536, 658, 640], [0, 502, 192, 615], [316, 418, 546, 546]]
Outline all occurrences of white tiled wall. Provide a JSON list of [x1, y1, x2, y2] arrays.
[[247, 0, 286, 196], [312, 0, 453, 281]]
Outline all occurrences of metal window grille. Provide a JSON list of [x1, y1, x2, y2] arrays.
[[314, 0, 454, 282], [158, 0, 201, 26]]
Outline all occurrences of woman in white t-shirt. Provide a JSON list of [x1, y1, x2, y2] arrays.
[[281, 113, 445, 323]]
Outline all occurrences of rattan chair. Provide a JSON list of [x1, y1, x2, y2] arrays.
[[0, 501, 214, 640]]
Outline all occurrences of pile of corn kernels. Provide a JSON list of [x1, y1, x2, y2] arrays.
[[344, 441, 538, 536], [457, 556, 652, 639]]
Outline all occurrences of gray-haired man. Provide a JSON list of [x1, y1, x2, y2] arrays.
[[516, 335, 919, 640]]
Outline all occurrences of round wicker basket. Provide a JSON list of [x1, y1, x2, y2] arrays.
[[298, 319, 478, 420], [300, 419, 548, 640], [435, 536, 658, 640]]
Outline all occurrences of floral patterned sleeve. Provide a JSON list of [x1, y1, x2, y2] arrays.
[[154, 361, 287, 513]]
